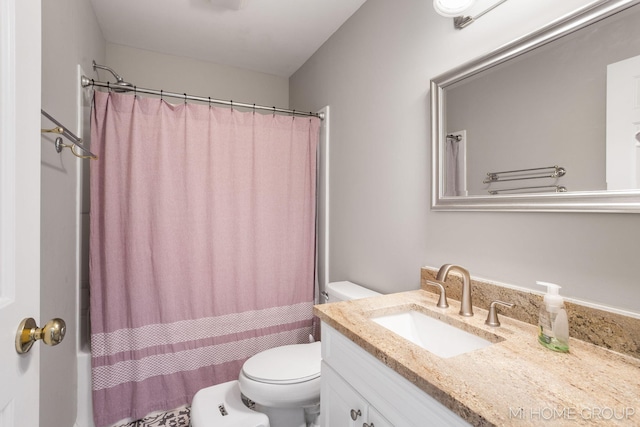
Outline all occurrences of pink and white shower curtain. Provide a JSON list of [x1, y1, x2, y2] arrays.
[[89, 90, 320, 427]]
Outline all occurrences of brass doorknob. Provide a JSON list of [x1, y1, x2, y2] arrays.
[[15, 317, 66, 354]]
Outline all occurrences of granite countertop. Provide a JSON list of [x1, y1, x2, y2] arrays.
[[314, 290, 640, 426]]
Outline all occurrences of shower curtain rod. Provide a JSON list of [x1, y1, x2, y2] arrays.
[[80, 76, 325, 120]]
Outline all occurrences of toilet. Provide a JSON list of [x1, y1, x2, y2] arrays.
[[190, 281, 381, 427], [238, 341, 322, 427]]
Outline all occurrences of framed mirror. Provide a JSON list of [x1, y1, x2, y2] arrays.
[[431, 0, 640, 212]]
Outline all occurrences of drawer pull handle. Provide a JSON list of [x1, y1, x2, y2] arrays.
[[350, 409, 362, 420]]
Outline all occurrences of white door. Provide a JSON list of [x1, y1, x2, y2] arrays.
[[606, 54, 640, 190], [0, 0, 41, 426]]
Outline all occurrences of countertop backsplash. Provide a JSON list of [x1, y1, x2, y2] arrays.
[[421, 267, 640, 360]]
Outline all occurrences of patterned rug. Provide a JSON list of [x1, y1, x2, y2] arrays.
[[112, 406, 190, 427]]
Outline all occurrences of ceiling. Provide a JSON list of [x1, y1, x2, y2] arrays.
[[90, 0, 368, 77]]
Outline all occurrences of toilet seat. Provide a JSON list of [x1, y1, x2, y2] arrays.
[[242, 342, 321, 385]]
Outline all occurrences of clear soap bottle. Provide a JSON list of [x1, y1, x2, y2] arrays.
[[537, 281, 569, 353]]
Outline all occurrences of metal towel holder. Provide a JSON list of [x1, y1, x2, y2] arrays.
[[41, 109, 97, 160]]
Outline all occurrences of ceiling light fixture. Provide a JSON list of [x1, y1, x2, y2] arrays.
[[433, 0, 476, 18], [434, 0, 509, 30]]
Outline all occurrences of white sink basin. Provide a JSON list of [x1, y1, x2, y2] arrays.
[[371, 310, 493, 358]]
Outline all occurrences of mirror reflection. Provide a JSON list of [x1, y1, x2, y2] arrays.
[[439, 2, 640, 199]]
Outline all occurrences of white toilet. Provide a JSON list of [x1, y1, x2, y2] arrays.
[[190, 281, 381, 427], [238, 341, 322, 427]]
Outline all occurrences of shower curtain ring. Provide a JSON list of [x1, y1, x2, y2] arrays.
[[292, 109, 296, 119], [209, 97, 211, 108], [107, 81, 110, 92], [230, 100, 233, 112], [253, 104, 256, 115], [134, 86, 137, 98], [273, 106, 276, 117], [160, 90, 163, 101], [184, 93, 187, 105]]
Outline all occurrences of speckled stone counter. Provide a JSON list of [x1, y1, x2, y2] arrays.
[[314, 290, 640, 426], [421, 267, 640, 359]]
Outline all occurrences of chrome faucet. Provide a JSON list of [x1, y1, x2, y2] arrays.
[[436, 264, 473, 317]]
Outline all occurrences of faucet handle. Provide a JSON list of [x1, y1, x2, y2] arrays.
[[424, 280, 449, 309], [485, 300, 514, 327]]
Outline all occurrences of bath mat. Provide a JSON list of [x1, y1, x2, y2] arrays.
[[111, 406, 190, 427]]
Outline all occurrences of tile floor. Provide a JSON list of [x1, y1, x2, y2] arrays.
[[112, 406, 190, 427]]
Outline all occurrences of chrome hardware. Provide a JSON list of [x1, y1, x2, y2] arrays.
[[54, 137, 64, 153], [424, 279, 449, 308], [485, 301, 514, 327], [363, 423, 375, 427], [489, 185, 567, 195], [483, 165, 566, 183], [92, 60, 134, 92], [41, 109, 98, 159], [15, 317, 66, 354], [484, 165, 567, 195], [450, 0, 509, 30], [81, 74, 325, 120], [321, 291, 329, 302], [350, 409, 362, 421], [436, 264, 473, 316]]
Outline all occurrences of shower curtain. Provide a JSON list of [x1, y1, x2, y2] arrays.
[[89, 90, 320, 427]]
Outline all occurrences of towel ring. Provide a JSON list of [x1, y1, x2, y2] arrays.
[[54, 137, 97, 160]]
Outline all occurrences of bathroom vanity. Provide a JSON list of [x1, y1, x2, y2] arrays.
[[314, 289, 640, 426], [321, 322, 468, 426]]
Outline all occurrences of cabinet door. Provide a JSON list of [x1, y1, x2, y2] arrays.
[[321, 362, 368, 427], [322, 322, 471, 427], [366, 407, 394, 427]]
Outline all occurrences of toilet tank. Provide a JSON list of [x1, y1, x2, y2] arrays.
[[325, 281, 381, 303]]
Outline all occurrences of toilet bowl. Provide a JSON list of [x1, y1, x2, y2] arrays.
[[190, 281, 380, 427], [238, 341, 322, 427]]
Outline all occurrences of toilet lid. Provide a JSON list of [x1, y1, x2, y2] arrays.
[[242, 341, 321, 384]]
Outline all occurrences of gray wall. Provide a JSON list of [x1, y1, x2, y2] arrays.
[[290, 0, 640, 314], [105, 43, 289, 108], [41, 0, 106, 426]]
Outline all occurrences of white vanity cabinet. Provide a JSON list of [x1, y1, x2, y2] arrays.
[[320, 322, 470, 427], [322, 362, 393, 427]]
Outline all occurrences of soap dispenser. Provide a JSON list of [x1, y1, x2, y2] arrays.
[[537, 281, 569, 353]]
